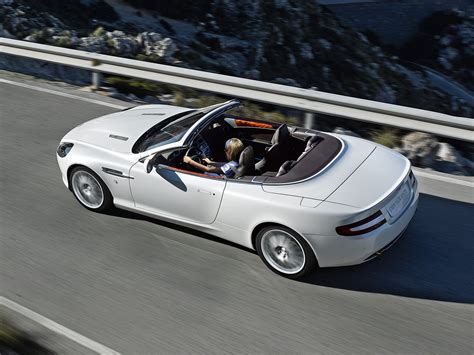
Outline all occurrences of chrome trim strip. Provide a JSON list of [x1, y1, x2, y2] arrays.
[[102, 167, 134, 179], [109, 134, 129, 141]]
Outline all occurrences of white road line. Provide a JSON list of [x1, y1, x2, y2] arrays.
[[0, 296, 121, 355], [0, 78, 127, 109], [413, 168, 474, 188]]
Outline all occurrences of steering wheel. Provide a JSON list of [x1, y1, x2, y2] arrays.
[[185, 146, 204, 165]]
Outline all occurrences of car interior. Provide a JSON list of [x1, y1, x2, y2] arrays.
[[151, 114, 343, 183]]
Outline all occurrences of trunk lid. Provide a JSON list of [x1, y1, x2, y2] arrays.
[[326, 145, 410, 208]]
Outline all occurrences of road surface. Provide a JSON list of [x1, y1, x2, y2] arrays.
[[0, 76, 473, 354]]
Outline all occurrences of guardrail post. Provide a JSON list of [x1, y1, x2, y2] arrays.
[[91, 59, 102, 91], [304, 112, 315, 129], [92, 72, 102, 91]]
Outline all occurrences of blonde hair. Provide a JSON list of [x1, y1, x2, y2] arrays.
[[225, 138, 244, 161]]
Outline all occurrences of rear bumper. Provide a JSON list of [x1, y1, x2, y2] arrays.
[[363, 226, 407, 262], [305, 182, 419, 268]]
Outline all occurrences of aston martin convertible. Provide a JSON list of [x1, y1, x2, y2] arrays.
[[57, 99, 419, 278]]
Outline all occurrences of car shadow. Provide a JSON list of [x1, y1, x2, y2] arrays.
[[156, 169, 187, 192], [110, 194, 473, 304], [109, 208, 253, 253], [303, 194, 474, 304]]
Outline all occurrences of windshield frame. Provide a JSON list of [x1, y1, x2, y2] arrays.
[[131, 110, 203, 154], [133, 99, 241, 157]]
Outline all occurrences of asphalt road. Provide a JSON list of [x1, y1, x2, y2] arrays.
[[1, 77, 473, 354]]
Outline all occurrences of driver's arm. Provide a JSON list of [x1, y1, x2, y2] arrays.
[[183, 156, 221, 173]]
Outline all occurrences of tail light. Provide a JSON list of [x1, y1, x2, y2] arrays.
[[336, 211, 386, 236]]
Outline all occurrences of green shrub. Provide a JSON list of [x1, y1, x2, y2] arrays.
[[371, 128, 401, 148], [105, 76, 299, 124], [91, 26, 106, 38], [0, 316, 55, 354], [105, 76, 174, 97], [29, 29, 50, 43]]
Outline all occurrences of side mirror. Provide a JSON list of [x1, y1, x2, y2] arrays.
[[143, 154, 168, 174], [143, 156, 154, 174]]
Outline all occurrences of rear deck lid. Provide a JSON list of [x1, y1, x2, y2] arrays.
[[326, 145, 410, 208]]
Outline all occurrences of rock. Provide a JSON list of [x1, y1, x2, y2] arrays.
[[106, 30, 126, 39], [154, 37, 177, 61], [398, 132, 473, 175], [136, 32, 162, 48], [127, 93, 139, 101], [436, 142, 460, 163], [322, 66, 331, 79], [110, 35, 139, 56], [436, 142, 474, 172], [158, 94, 174, 103], [318, 39, 332, 50], [101, 86, 118, 94], [143, 95, 162, 104], [136, 32, 177, 62], [78, 36, 107, 53], [273, 77, 300, 87], [300, 43, 314, 60], [374, 84, 396, 104], [288, 53, 296, 66], [399, 132, 438, 167], [332, 127, 360, 137], [244, 69, 260, 80], [51, 31, 80, 47], [0, 24, 16, 39], [108, 92, 132, 101]]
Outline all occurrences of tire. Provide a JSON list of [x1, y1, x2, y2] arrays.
[[256, 226, 317, 279], [69, 166, 113, 213]]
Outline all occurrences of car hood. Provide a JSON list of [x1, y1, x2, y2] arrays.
[[62, 105, 192, 153]]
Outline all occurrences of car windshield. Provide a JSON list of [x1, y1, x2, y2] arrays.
[[134, 111, 205, 153]]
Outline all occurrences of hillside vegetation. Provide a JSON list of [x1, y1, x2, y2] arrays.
[[0, 0, 472, 117]]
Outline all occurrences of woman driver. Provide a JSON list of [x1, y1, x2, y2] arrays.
[[183, 138, 244, 178]]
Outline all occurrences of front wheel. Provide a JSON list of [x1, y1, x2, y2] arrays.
[[70, 167, 113, 212], [256, 226, 317, 279]]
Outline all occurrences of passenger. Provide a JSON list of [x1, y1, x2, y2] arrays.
[[183, 138, 244, 178]]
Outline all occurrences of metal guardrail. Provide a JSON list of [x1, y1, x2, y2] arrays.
[[1, 38, 473, 142]]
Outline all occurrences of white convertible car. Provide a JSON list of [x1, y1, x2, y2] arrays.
[[57, 99, 419, 278]]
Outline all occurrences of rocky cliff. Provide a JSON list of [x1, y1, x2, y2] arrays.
[[1, 0, 472, 117]]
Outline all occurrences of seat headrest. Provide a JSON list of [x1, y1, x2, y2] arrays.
[[306, 135, 320, 148], [239, 146, 254, 166], [235, 146, 255, 178], [276, 160, 296, 177], [297, 134, 321, 162], [271, 124, 290, 145]]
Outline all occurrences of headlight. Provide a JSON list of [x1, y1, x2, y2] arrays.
[[57, 142, 74, 158]]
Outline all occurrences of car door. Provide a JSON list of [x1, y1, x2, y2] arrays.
[[129, 160, 226, 224]]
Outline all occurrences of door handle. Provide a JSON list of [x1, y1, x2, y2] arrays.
[[198, 189, 215, 196]]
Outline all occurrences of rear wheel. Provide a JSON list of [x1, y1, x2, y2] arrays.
[[70, 167, 113, 212], [256, 226, 317, 279]]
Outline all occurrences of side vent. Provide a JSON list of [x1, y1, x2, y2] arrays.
[[109, 134, 129, 141]]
